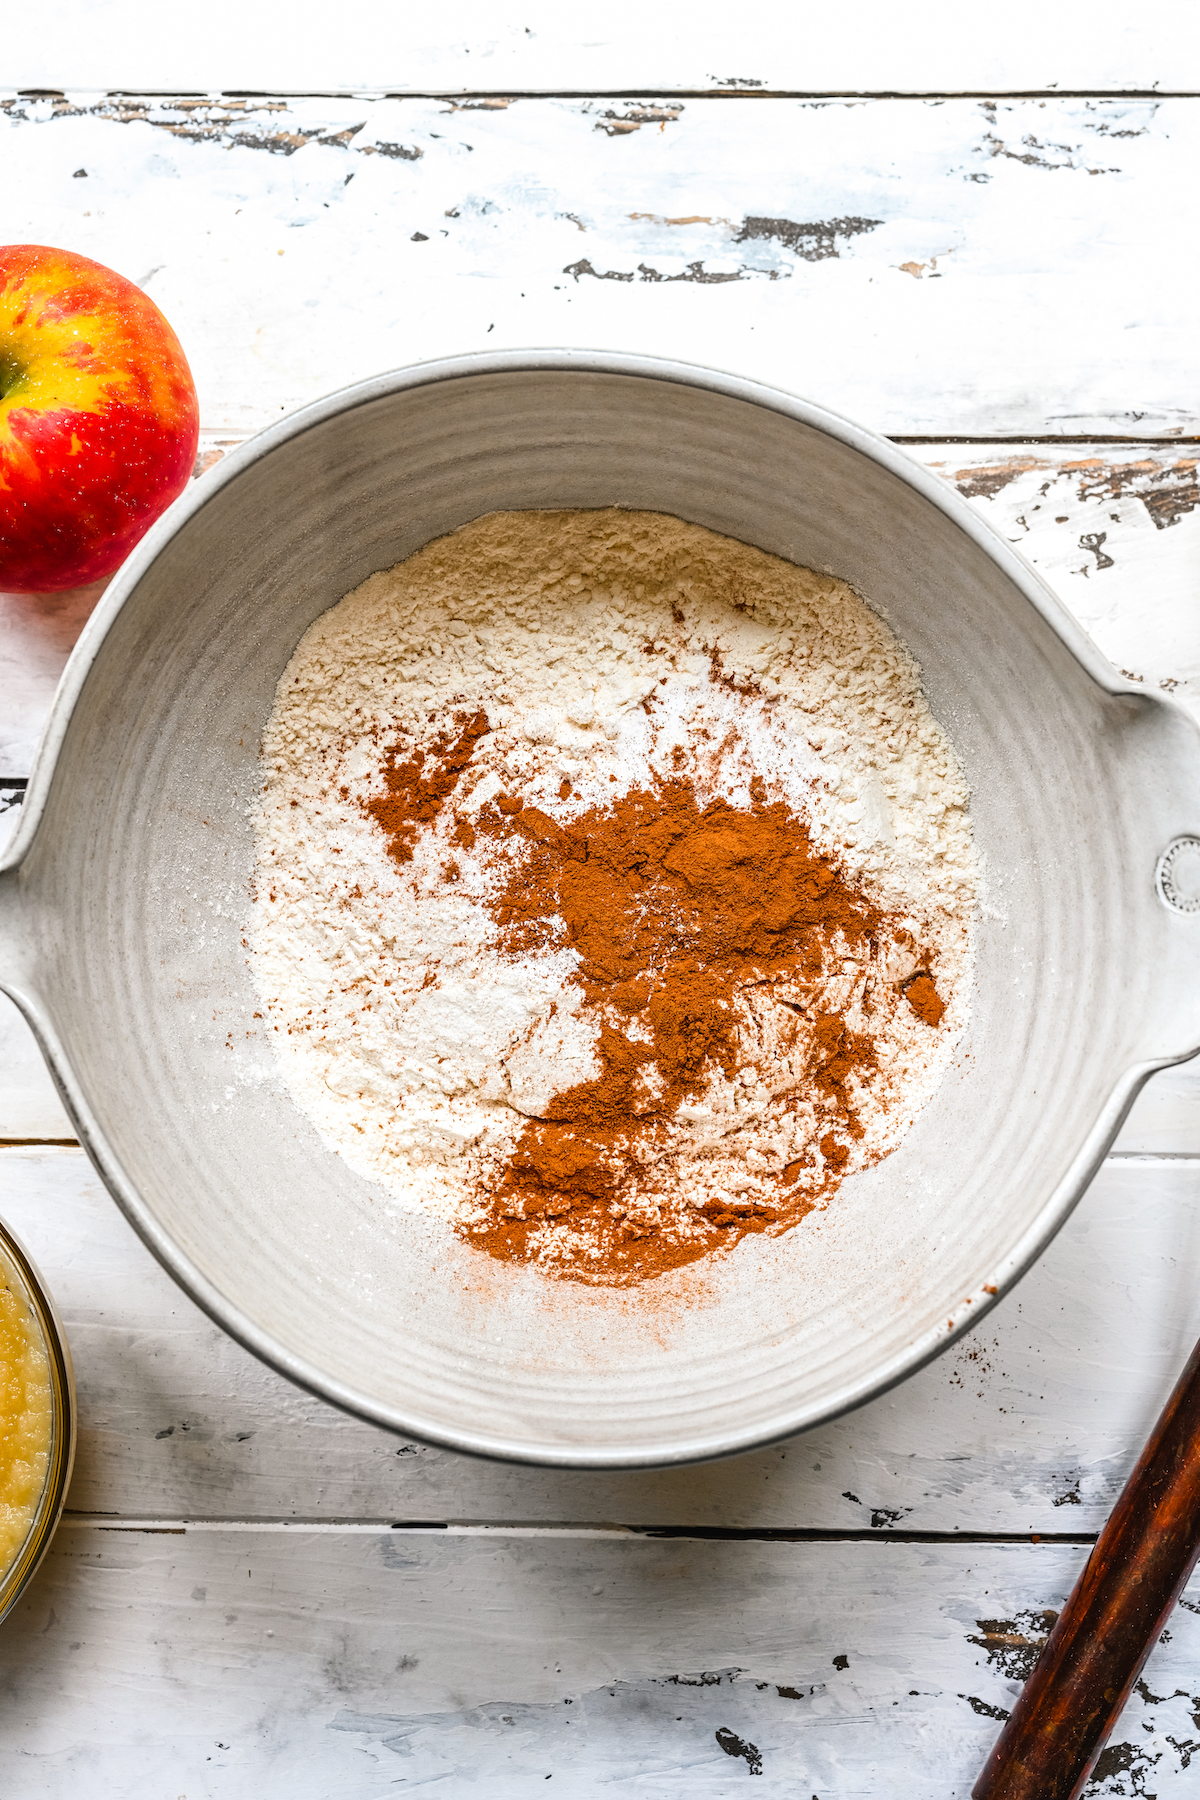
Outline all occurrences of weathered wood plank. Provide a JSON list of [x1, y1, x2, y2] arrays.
[[906, 444, 1200, 718], [0, 582, 105, 796], [1114, 1066, 1200, 1157], [6, 1, 1200, 97], [1, 1525, 1196, 1795], [1, 94, 1195, 437], [0, 991, 75, 1141], [1, 1148, 1196, 1532]]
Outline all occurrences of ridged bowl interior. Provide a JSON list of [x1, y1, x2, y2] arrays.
[[5, 359, 1199, 1465]]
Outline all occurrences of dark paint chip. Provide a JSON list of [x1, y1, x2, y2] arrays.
[[715, 1726, 763, 1774]]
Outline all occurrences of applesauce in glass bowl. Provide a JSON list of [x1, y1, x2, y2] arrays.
[[0, 1215, 74, 1624]]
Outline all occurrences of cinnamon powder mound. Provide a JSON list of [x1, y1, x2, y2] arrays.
[[250, 506, 977, 1288], [452, 778, 901, 1281], [902, 971, 946, 1029]]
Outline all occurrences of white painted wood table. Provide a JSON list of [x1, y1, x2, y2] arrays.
[[3, 14, 1200, 1793]]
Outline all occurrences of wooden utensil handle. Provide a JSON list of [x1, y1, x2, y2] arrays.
[[974, 1332, 1200, 1799]]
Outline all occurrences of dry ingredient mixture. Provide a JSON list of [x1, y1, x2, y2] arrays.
[[250, 510, 977, 1285], [0, 1260, 52, 1578]]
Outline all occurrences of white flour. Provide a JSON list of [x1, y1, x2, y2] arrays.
[[249, 509, 977, 1266]]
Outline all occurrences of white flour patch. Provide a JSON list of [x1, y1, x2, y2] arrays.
[[249, 509, 978, 1257]]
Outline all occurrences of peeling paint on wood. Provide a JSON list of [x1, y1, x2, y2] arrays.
[[2, 93, 1195, 436], [950, 454, 1199, 531], [908, 445, 1200, 712], [968, 1612, 1059, 1682], [1075, 458, 1199, 530], [735, 213, 883, 259], [0, 1527, 1198, 1794], [563, 254, 748, 284], [0, 92, 345, 156], [587, 101, 685, 136]]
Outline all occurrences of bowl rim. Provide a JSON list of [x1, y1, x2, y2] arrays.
[[1, 348, 1195, 1469], [0, 1212, 76, 1622]]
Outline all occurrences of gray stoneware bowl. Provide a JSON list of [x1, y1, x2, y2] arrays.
[[2, 351, 1199, 1468]]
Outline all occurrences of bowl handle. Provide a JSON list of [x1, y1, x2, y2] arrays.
[[973, 1332, 1200, 1798]]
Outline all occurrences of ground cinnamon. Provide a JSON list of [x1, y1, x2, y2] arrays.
[[468, 779, 884, 1279], [902, 971, 946, 1029], [362, 711, 489, 862], [364, 724, 946, 1286]]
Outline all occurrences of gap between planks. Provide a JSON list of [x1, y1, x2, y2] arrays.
[[21, 86, 1200, 101], [893, 435, 1200, 446], [59, 1515, 1098, 1544], [193, 431, 1200, 451], [0, 1139, 80, 1147]]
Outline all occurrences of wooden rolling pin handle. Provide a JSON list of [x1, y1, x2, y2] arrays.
[[973, 1332, 1200, 1800]]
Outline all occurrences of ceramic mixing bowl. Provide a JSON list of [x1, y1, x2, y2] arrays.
[[2, 351, 1198, 1466]]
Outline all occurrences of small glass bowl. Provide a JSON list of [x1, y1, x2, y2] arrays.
[[0, 1215, 75, 1625]]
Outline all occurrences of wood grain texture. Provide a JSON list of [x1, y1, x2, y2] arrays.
[[0, 1147, 1196, 1534], [6, 0, 1200, 96], [2, 94, 1196, 437], [1, 1524, 1197, 1796]]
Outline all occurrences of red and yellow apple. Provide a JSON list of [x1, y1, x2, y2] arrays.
[[0, 244, 199, 593]]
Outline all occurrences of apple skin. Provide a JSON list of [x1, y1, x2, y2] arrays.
[[0, 244, 199, 593]]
